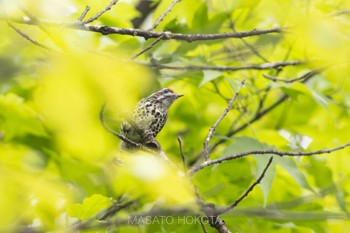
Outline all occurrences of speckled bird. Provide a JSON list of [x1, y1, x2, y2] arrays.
[[120, 88, 183, 151]]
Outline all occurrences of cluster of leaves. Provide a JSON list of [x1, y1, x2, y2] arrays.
[[1, 0, 350, 232]]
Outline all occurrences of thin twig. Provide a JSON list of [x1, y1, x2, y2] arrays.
[[328, 8, 350, 17], [228, 18, 269, 63], [95, 200, 135, 221], [148, 0, 181, 31], [16, 4, 38, 22], [189, 142, 350, 175], [78, 207, 193, 230], [131, 33, 165, 59], [215, 157, 274, 215], [99, 104, 149, 151], [147, 60, 303, 71], [8, 21, 55, 51], [3, 1, 53, 51], [200, 217, 209, 233], [82, 0, 119, 24], [100, 105, 184, 175], [190, 68, 320, 165], [203, 80, 245, 160], [263, 69, 320, 83], [77, 6, 90, 22], [177, 136, 186, 172], [15, 3, 65, 50]]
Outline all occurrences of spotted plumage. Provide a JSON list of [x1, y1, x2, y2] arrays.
[[120, 88, 183, 151]]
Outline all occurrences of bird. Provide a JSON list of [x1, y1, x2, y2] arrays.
[[120, 88, 183, 151]]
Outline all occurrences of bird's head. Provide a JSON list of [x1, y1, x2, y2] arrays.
[[150, 88, 183, 109]]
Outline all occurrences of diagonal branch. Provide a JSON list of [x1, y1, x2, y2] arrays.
[[131, 33, 165, 59], [215, 157, 273, 215], [95, 199, 135, 221], [148, 0, 181, 31], [77, 6, 90, 22], [203, 80, 245, 160], [99, 104, 184, 174], [7, 21, 55, 51], [82, 0, 120, 24], [99, 104, 150, 151], [2, 0, 55, 51], [189, 142, 350, 175], [328, 8, 350, 17], [177, 136, 187, 172], [228, 18, 270, 64], [200, 217, 209, 233]]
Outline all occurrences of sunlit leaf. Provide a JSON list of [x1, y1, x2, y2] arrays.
[[199, 70, 222, 87], [112, 152, 196, 206], [0, 93, 47, 140], [66, 194, 111, 220]]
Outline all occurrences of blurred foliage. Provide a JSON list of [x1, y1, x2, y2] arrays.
[[0, 0, 350, 232]]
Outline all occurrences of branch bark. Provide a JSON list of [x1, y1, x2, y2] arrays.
[[203, 80, 245, 160], [146, 60, 302, 71], [215, 157, 273, 215], [189, 142, 350, 175], [82, 0, 120, 24], [148, 0, 181, 31], [2, 17, 283, 42]]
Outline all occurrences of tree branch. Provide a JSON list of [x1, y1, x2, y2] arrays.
[[263, 69, 320, 83], [3, 17, 284, 42], [189, 142, 350, 175], [131, 33, 165, 59], [177, 136, 187, 172], [7, 21, 55, 51], [99, 105, 184, 175], [228, 18, 270, 64], [95, 199, 135, 221], [75, 207, 193, 230], [203, 80, 245, 160], [82, 0, 120, 24], [99, 104, 150, 151], [79, 25, 284, 42], [215, 157, 273, 215], [190, 67, 319, 165], [328, 8, 350, 17], [146, 60, 303, 71], [77, 6, 90, 22], [200, 217, 209, 233], [208, 215, 232, 233], [148, 0, 181, 31]]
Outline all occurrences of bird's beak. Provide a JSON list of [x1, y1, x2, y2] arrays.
[[175, 94, 184, 99]]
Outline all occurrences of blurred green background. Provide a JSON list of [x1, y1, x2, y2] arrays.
[[1, 0, 350, 232]]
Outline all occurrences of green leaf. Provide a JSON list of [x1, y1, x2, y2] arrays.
[[222, 137, 314, 204], [333, 186, 348, 214], [0, 93, 47, 140], [222, 137, 276, 205], [199, 70, 222, 87], [66, 194, 111, 220], [274, 156, 314, 192], [281, 86, 306, 100], [192, 4, 208, 30], [311, 90, 329, 109], [254, 155, 276, 206]]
